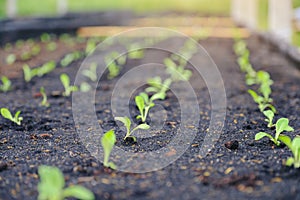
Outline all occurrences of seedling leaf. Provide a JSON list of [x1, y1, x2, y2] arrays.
[[101, 130, 116, 169]]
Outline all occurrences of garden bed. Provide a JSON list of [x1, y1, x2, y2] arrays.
[[0, 24, 299, 200]]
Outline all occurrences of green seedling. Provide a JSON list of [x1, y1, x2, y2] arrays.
[[21, 51, 32, 61], [60, 51, 83, 67], [23, 61, 56, 82], [46, 42, 57, 52], [4, 43, 12, 51], [0, 108, 23, 125], [248, 89, 276, 113], [31, 45, 41, 56], [104, 51, 127, 79], [278, 135, 300, 168], [101, 129, 117, 169], [256, 71, 273, 100], [127, 44, 144, 59], [40, 33, 52, 43], [23, 64, 37, 82], [107, 62, 120, 79], [40, 87, 50, 107], [37, 61, 56, 77], [115, 116, 150, 141], [6, 54, 16, 65], [60, 73, 78, 96], [80, 82, 91, 92], [135, 93, 155, 123], [146, 77, 171, 95], [82, 63, 98, 82], [263, 110, 274, 128], [38, 165, 95, 200], [85, 38, 97, 54], [0, 76, 12, 92], [164, 58, 192, 82], [255, 118, 294, 146], [234, 40, 247, 56]]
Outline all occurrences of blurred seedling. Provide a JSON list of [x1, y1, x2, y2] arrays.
[[60, 73, 78, 96], [101, 129, 117, 169], [38, 165, 95, 200], [0, 76, 12, 92]]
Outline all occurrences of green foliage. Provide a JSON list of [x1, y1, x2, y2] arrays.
[[6, 54, 16, 65], [23, 61, 56, 82], [0, 108, 23, 126], [82, 63, 98, 82], [46, 42, 57, 52], [135, 93, 155, 123], [60, 51, 84, 67], [37, 61, 56, 77], [101, 129, 117, 169], [40, 33, 52, 43], [248, 89, 276, 113], [80, 82, 92, 92], [164, 58, 192, 82], [145, 77, 171, 95], [263, 110, 274, 128], [38, 165, 95, 200], [233, 40, 247, 56], [40, 87, 50, 107], [104, 51, 127, 79], [255, 118, 294, 146], [115, 116, 150, 141], [127, 43, 144, 59], [0, 76, 12, 92], [60, 74, 78, 96], [279, 135, 300, 168]]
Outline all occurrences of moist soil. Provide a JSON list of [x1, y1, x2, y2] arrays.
[[0, 32, 299, 200]]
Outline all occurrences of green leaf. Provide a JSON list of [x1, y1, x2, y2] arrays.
[[150, 92, 166, 101], [63, 185, 95, 200], [101, 130, 116, 168], [278, 135, 292, 149], [164, 58, 177, 68], [276, 118, 294, 136], [255, 132, 273, 141], [1, 108, 13, 121], [60, 73, 70, 89], [38, 165, 65, 200], [136, 123, 150, 130], [285, 157, 295, 167], [263, 110, 274, 127], [135, 95, 145, 117], [115, 116, 131, 134], [139, 92, 150, 105]]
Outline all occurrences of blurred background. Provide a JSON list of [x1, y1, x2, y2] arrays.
[[0, 0, 299, 47]]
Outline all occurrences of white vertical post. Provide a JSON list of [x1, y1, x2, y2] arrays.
[[231, 0, 257, 29], [6, 0, 17, 18], [57, 0, 68, 16], [231, 0, 243, 24], [268, 0, 292, 42], [246, 0, 258, 29]]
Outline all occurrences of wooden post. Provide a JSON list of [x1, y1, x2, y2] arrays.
[[231, 0, 243, 24], [268, 0, 292, 42], [6, 0, 17, 18], [57, 0, 68, 16]]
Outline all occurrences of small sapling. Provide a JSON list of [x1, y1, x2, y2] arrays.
[[0, 108, 23, 125], [115, 116, 150, 142], [255, 118, 294, 146], [60, 73, 78, 96]]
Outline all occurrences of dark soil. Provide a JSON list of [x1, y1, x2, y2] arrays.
[[0, 30, 299, 200]]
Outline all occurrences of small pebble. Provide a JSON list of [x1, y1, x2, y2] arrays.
[[225, 140, 239, 150]]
